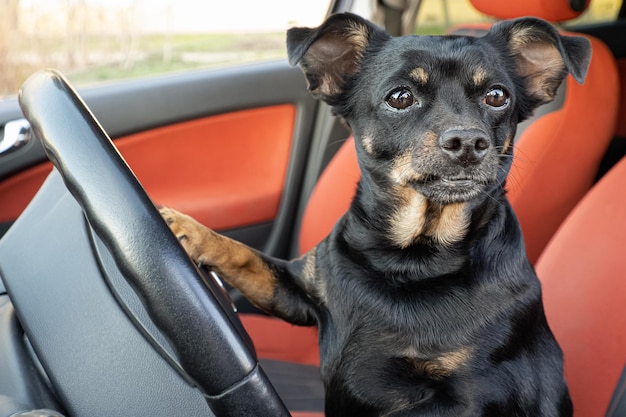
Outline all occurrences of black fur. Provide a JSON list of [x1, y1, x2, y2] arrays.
[[283, 14, 590, 416], [165, 13, 592, 417]]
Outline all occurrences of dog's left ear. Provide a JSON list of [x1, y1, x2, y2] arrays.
[[287, 13, 387, 101], [488, 17, 592, 104]]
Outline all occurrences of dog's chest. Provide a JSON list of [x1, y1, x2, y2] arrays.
[[388, 189, 470, 248], [317, 300, 474, 414], [318, 272, 476, 379]]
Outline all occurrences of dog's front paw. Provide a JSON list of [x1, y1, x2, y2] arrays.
[[159, 207, 214, 264]]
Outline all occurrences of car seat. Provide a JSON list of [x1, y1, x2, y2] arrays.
[[536, 154, 626, 417]]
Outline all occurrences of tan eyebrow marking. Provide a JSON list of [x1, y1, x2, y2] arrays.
[[410, 67, 429, 85], [473, 67, 489, 86]]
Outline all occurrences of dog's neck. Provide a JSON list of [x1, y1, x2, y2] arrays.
[[386, 187, 470, 249], [339, 172, 508, 279]]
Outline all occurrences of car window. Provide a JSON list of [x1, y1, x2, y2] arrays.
[[567, 0, 622, 26], [415, 0, 487, 34], [0, 0, 331, 99], [415, 0, 622, 35]]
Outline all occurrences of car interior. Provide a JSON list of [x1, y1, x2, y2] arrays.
[[0, 0, 624, 416]]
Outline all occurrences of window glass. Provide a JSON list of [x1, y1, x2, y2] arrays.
[[0, 0, 330, 98], [415, 0, 487, 35], [414, 0, 621, 35], [567, 0, 621, 26]]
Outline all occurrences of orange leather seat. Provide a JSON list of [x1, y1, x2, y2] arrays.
[[505, 30, 618, 263], [537, 156, 626, 417]]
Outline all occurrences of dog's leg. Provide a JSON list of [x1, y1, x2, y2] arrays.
[[160, 207, 319, 325]]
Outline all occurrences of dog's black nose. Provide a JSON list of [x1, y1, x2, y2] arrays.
[[439, 129, 490, 166]]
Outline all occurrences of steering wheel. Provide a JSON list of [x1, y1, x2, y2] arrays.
[[18, 69, 291, 417]]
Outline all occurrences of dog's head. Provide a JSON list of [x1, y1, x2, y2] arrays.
[[287, 14, 591, 206]]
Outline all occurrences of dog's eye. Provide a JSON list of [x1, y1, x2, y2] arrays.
[[386, 88, 416, 110], [483, 88, 510, 109]]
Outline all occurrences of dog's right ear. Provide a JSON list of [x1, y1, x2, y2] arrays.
[[287, 13, 386, 101]]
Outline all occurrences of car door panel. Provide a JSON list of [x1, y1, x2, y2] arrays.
[[115, 104, 296, 231], [0, 162, 52, 228], [0, 61, 318, 251]]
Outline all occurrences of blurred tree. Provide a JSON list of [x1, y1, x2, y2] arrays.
[[0, 0, 20, 96], [66, 0, 87, 68]]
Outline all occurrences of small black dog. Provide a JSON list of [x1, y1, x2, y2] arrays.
[[161, 13, 590, 416]]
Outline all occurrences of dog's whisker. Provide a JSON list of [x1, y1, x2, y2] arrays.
[[481, 184, 506, 207], [509, 144, 532, 164], [503, 168, 523, 193], [480, 192, 502, 207], [328, 138, 352, 148]]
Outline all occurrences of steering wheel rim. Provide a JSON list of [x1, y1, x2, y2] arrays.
[[18, 69, 290, 416]]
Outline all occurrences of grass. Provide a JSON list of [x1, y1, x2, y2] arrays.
[[4, 32, 288, 95], [71, 32, 287, 85], [75, 33, 286, 83]]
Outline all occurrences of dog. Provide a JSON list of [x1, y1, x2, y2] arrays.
[[160, 13, 591, 416]]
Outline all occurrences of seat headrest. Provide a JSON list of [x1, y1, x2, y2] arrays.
[[470, 0, 590, 22]]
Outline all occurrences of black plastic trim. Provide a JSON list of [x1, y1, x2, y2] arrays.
[[0, 296, 63, 416], [571, 21, 626, 58]]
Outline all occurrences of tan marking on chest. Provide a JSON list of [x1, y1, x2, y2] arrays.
[[389, 197, 469, 248], [437, 347, 472, 372], [424, 202, 469, 246], [405, 346, 473, 380], [389, 188, 428, 248]]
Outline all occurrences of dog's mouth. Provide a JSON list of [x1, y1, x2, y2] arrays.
[[439, 177, 475, 186], [410, 175, 492, 204]]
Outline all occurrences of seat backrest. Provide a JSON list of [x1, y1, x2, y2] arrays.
[[299, 136, 359, 254], [299, 0, 619, 264], [536, 155, 626, 417], [505, 32, 618, 263]]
